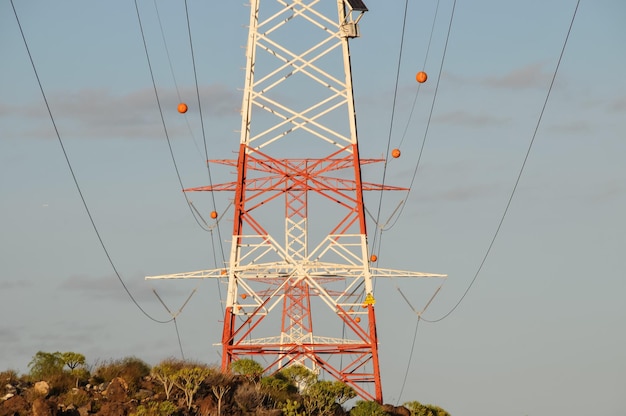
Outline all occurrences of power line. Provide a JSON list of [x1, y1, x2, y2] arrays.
[[134, 0, 213, 234], [397, 0, 441, 150], [387, 0, 580, 401], [152, 0, 205, 162], [370, 0, 410, 256], [395, 316, 421, 405], [378, 0, 456, 234], [139, 0, 234, 353], [11, 0, 173, 325], [182, 0, 228, 270], [421, 0, 581, 324]]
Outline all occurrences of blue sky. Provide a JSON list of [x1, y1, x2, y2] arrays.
[[1, 1, 625, 415]]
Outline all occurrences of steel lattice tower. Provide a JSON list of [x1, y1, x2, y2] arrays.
[[148, 0, 445, 402]]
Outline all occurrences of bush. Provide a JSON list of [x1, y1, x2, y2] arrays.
[[60, 389, 91, 407], [47, 371, 75, 395], [28, 351, 64, 381], [260, 373, 297, 405], [349, 400, 387, 416], [403, 401, 451, 416], [93, 357, 151, 393], [130, 400, 178, 416], [0, 369, 20, 386], [234, 383, 265, 413]]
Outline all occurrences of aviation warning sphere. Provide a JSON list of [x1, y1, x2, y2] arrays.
[[391, 148, 401, 158], [177, 103, 188, 114], [416, 71, 428, 83]]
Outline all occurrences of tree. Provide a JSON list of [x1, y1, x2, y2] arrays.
[[404, 401, 451, 416], [231, 358, 264, 388], [60, 352, 87, 387], [349, 400, 387, 416], [260, 372, 295, 393], [28, 351, 65, 381], [260, 371, 297, 404], [303, 380, 356, 416], [151, 359, 185, 400], [281, 399, 305, 416], [279, 364, 317, 393], [172, 366, 211, 410], [207, 370, 235, 416], [60, 352, 85, 371]]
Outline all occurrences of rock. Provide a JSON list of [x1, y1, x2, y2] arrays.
[[95, 401, 126, 416], [77, 404, 91, 416], [382, 404, 411, 416], [59, 408, 80, 416], [134, 389, 154, 401], [254, 409, 282, 416], [32, 397, 53, 416], [102, 377, 128, 402], [34, 381, 51, 397], [0, 395, 29, 416], [1, 393, 14, 402], [197, 395, 215, 416]]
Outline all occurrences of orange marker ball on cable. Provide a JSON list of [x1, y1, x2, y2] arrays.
[[391, 148, 401, 158], [416, 71, 428, 83], [210, 211, 218, 219], [177, 103, 188, 114], [370, 254, 378, 262]]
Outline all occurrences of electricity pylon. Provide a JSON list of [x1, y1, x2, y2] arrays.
[[147, 0, 445, 402]]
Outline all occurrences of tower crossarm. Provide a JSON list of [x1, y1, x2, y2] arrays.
[[369, 268, 447, 279], [201, 157, 386, 170], [184, 155, 406, 193], [145, 269, 226, 280]]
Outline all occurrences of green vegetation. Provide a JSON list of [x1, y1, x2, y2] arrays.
[[404, 400, 452, 416], [1, 352, 451, 416], [349, 399, 387, 416], [27, 350, 89, 393], [130, 400, 177, 416], [27, 351, 65, 381]]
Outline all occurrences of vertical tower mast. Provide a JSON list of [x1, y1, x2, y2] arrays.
[[148, 0, 446, 403]]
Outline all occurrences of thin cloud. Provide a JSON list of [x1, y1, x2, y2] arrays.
[[481, 62, 554, 89], [30, 321, 108, 346], [587, 181, 626, 204], [433, 110, 509, 127], [545, 118, 592, 134], [0, 327, 21, 345], [609, 96, 626, 112], [58, 273, 184, 304], [419, 184, 501, 203], [3, 280, 31, 290], [0, 84, 240, 140]]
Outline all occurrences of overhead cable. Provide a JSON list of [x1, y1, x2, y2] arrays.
[[11, 0, 173, 325], [421, 0, 581, 323]]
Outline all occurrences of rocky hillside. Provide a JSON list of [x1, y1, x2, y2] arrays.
[[0, 353, 450, 416]]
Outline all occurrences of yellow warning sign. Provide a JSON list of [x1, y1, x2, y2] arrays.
[[363, 293, 376, 306]]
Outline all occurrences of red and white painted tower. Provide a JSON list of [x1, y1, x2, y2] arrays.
[[148, 0, 445, 402]]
